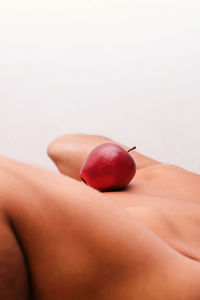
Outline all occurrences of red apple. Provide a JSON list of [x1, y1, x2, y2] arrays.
[[80, 143, 136, 191]]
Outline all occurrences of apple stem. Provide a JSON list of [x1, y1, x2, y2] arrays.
[[127, 146, 136, 153]]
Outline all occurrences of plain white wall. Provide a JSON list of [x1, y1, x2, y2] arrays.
[[0, 0, 199, 173]]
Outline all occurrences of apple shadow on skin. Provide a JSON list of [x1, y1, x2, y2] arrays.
[[101, 184, 134, 193]]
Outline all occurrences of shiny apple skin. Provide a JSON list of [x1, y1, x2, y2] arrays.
[[80, 143, 136, 191]]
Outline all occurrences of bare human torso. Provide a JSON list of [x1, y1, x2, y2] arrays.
[[108, 164, 200, 261], [0, 133, 200, 300], [48, 134, 200, 262]]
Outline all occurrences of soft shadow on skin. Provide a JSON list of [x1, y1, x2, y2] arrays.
[[101, 184, 135, 193]]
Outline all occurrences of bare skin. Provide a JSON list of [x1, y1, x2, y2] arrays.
[[0, 133, 200, 299]]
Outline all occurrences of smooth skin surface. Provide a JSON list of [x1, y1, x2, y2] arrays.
[[0, 133, 199, 299]]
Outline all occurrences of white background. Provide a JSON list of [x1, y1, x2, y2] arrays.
[[0, 0, 199, 173]]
